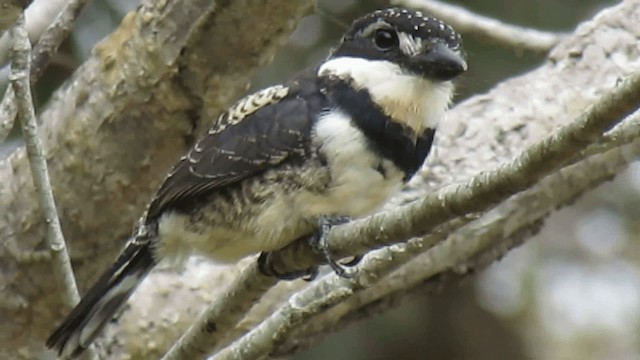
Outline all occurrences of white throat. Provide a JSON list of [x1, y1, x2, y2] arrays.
[[318, 57, 454, 135]]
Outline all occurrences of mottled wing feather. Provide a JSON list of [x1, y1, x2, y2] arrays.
[[146, 85, 315, 220]]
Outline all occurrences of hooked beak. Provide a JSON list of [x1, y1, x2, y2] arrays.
[[409, 42, 467, 81]]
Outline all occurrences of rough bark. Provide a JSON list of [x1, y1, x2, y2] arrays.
[[0, 0, 312, 358]]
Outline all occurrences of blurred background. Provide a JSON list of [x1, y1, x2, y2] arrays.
[[2, 0, 636, 359]]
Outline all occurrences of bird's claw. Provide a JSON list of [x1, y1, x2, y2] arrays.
[[257, 216, 358, 281], [309, 216, 357, 278], [257, 252, 318, 281]]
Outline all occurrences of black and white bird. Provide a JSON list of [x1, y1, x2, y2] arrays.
[[46, 8, 466, 358]]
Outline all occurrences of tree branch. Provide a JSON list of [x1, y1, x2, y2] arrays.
[[0, 0, 67, 63], [0, 0, 90, 142], [395, 0, 566, 54], [9, 12, 79, 310], [160, 264, 277, 360], [8, 14, 100, 360]]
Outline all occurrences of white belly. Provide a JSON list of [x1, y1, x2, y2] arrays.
[[297, 109, 404, 218]]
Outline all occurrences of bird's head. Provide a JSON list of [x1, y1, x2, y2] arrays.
[[319, 8, 467, 133]]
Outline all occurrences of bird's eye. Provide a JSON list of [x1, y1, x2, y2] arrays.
[[374, 29, 399, 51]]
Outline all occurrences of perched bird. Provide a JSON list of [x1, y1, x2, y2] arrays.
[[46, 7, 466, 358]]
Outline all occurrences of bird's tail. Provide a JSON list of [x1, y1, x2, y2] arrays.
[[46, 241, 156, 359]]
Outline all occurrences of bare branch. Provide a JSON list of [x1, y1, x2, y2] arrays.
[[579, 114, 640, 160], [161, 264, 277, 360], [213, 276, 354, 360], [30, 0, 88, 77], [8, 14, 100, 360], [0, 0, 90, 142], [0, 0, 67, 63], [9, 12, 78, 309], [395, 0, 565, 54]]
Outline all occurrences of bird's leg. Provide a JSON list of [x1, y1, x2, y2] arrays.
[[257, 215, 359, 281], [309, 215, 357, 278], [257, 252, 318, 281]]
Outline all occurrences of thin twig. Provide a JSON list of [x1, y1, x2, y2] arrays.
[[579, 112, 640, 160], [395, 0, 565, 54], [10, 14, 79, 307], [9, 15, 100, 360], [212, 275, 354, 360], [30, 0, 88, 80], [0, 0, 90, 142], [9, 14, 80, 304], [161, 264, 278, 360]]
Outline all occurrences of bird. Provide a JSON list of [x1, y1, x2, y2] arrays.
[[46, 7, 466, 359]]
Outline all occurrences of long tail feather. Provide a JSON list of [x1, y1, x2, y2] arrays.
[[46, 241, 156, 359]]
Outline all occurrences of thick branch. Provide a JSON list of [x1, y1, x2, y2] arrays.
[[0, 1, 312, 358]]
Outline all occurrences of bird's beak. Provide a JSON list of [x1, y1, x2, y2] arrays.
[[410, 42, 467, 81]]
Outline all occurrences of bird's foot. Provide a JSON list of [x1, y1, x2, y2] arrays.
[[308, 216, 360, 278], [257, 252, 319, 281], [257, 216, 359, 281]]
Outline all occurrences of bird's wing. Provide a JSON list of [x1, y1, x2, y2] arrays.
[[146, 83, 319, 219]]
